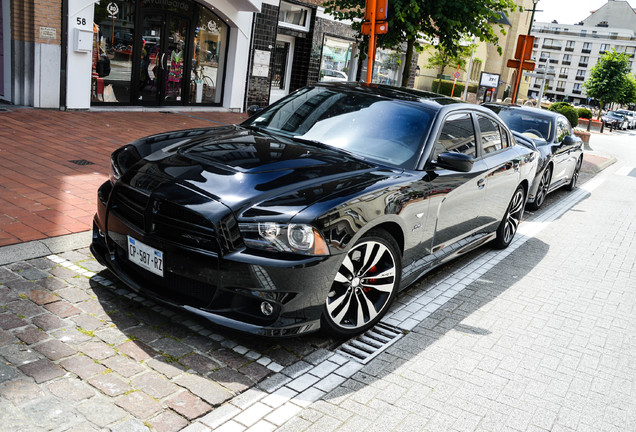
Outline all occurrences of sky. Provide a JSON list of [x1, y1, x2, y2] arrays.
[[533, 0, 636, 25]]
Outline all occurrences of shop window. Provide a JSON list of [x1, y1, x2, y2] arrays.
[[372, 49, 403, 86], [189, 6, 228, 104], [320, 36, 353, 82], [93, 0, 135, 103]]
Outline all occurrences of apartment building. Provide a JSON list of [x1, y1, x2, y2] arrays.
[[529, 0, 636, 104]]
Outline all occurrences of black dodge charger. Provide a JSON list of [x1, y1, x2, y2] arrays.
[[91, 83, 538, 338]]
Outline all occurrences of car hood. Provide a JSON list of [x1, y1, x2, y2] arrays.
[[121, 126, 394, 221]]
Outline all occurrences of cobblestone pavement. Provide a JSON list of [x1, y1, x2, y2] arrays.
[[0, 132, 631, 432]]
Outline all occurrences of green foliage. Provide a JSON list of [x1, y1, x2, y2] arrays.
[[431, 79, 479, 97], [577, 108, 593, 119], [548, 102, 579, 127], [618, 74, 636, 106], [322, 0, 517, 85], [425, 43, 475, 92], [584, 49, 632, 114]]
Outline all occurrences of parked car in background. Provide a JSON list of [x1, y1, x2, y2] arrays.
[[602, 111, 629, 130], [616, 109, 636, 129], [483, 103, 584, 211], [91, 83, 538, 338], [320, 69, 348, 81]]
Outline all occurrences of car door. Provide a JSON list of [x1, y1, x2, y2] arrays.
[[477, 114, 521, 229], [551, 115, 575, 183], [425, 112, 490, 254]]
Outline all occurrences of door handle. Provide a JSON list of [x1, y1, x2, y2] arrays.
[[477, 179, 485, 189], [160, 53, 166, 70]]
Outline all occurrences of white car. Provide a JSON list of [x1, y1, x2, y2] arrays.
[[616, 110, 636, 129], [321, 69, 348, 82]]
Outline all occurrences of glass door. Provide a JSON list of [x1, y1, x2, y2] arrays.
[[269, 35, 294, 104], [138, 14, 189, 105]]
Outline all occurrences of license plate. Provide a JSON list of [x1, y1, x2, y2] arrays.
[[127, 236, 164, 277]]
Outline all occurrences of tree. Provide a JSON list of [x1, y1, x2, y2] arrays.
[[322, 0, 517, 86], [425, 42, 474, 93], [618, 74, 636, 107], [583, 50, 631, 117]]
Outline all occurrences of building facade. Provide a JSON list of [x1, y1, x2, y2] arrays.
[[529, 0, 636, 104]]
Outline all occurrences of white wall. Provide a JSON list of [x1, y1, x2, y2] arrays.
[[66, 0, 96, 109]]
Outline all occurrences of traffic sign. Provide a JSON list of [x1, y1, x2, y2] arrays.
[[361, 21, 388, 35], [107, 2, 119, 18], [454, 71, 461, 79]]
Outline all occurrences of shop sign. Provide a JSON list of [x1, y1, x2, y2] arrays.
[[252, 49, 271, 77], [142, 0, 191, 14], [107, 3, 119, 17]]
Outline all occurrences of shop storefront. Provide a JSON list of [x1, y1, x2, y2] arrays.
[[91, 0, 229, 106]]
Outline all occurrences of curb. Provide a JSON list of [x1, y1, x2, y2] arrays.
[[582, 151, 617, 174], [0, 231, 92, 265]]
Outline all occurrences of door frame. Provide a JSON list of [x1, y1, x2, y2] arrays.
[[269, 34, 295, 104]]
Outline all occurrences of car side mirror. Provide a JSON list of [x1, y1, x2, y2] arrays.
[[247, 105, 263, 117], [561, 135, 577, 146], [434, 152, 474, 172]]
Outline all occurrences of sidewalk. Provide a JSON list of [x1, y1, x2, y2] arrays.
[[0, 107, 247, 247]]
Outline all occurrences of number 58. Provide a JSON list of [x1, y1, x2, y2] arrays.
[[77, 17, 87, 25]]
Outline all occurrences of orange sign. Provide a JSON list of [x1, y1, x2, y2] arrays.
[[507, 59, 536, 71], [361, 21, 388, 35], [364, 0, 388, 21], [514, 35, 535, 60]]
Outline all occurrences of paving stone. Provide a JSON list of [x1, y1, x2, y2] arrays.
[[77, 299, 108, 317], [265, 347, 301, 367], [131, 372, 179, 399], [95, 327, 129, 346], [0, 378, 44, 403], [44, 300, 81, 318], [18, 267, 49, 281], [110, 418, 151, 432], [33, 339, 76, 361], [166, 391, 213, 420], [115, 390, 163, 419], [173, 374, 233, 406], [180, 352, 221, 375], [117, 340, 157, 361], [72, 314, 106, 332], [4, 279, 36, 294], [88, 373, 131, 396], [32, 313, 66, 331], [6, 299, 45, 319], [13, 325, 49, 345], [211, 367, 254, 394], [0, 360, 20, 383], [27, 258, 55, 271], [146, 358, 185, 378], [60, 355, 107, 379], [26, 289, 59, 305], [18, 359, 65, 383], [64, 423, 101, 432], [150, 337, 193, 358], [77, 397, 128, 427], [102, 355, 146, 378], [49, 266, 78, 280], [239, 361, 271, 383], [48, 377, 96, 401], [21, 396, 82, 429], [52, 327, 93, 344], [0, 313, 26, 330], [0, 267, 20, 282], [181, 335, 221, 353], [126, 325, 162, 343], [78, 341, 116, 360], [37, 276, 70, 291], [0, 343, 40, 365], [149, 410, 189, 432], [55, 287, 92, 303], [211, 348, 249, 369], [0, 287, 19, 304]]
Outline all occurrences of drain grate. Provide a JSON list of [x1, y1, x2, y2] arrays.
[[69, 159, 95, 166], [335, 322, 405, 364]]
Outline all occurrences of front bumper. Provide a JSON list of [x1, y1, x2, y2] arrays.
[[91, 182, 340, 337]]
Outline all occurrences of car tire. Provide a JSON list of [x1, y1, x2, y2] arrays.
[[321, 230, 401, 338], [565, 156, 582, 191], [527, 166, 551, 211], [493, 185, 525, 250]]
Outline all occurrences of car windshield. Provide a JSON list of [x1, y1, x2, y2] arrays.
[[490, 108, 553, 144], [608, 111, 625, 118], [244, 86, 433, 168]]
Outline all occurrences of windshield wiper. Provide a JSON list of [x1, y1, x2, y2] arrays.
[[291, 136, 365, 160]]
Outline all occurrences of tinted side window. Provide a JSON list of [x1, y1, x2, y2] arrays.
[[434, 113, 476, 159], [556, 117, 571, 142], [477, 115, 503, 154]]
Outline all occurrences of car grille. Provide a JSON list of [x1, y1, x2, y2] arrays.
[[110, 184, 242, 254]]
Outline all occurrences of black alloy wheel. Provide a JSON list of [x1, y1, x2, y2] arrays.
[[321, 230, 401, 338], [528, 166, 551, 211], [493, 185, 525, 249], [565, 156, 583, 191]]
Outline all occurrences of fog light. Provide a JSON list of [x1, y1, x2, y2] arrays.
[[261, 301, 274, 316]]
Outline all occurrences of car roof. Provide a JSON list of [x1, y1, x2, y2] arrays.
[[482, 103, 560, 120]]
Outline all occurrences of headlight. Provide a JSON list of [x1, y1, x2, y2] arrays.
[[239, 223, 329, 256], [110, 146, 141, 183]]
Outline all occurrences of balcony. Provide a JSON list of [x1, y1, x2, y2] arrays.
[[556, 87, 566, 92], [579, 62, 588, 67], [542, 44, 563, 51], [562, 61, 571, 65], [533, 84, 542, 89], [539, 58, 548, 63], [582, 49, 591, 54], [550, 59, 558, 64], [573, 90, 582, 95], [575, 76, 585, 81], [559, 74, 568, 78], [565, 47, 575, 52]]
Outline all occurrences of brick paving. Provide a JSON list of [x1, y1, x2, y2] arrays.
[[0, 108, 247, 246]]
